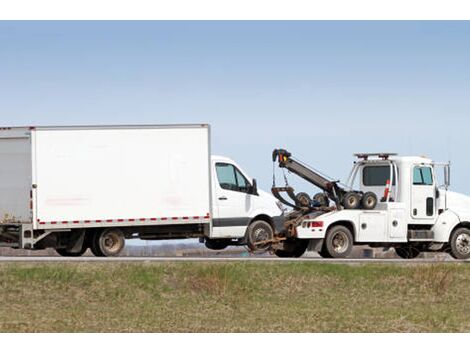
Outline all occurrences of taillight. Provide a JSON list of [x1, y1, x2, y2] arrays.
[[311, 221, 324, 228]]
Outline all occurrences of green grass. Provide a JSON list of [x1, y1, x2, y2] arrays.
[[0, 261, 469, 332]]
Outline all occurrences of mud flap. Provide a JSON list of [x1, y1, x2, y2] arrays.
[[66, 229, 86, 253], [307, 238, 324, 252]]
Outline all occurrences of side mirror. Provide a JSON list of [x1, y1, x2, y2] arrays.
[[444, 164, 451, 188], [251, 179, 259, 196]]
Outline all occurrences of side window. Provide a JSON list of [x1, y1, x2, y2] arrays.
[[216, 163, 251, 193], [413, 166, 433, 186]]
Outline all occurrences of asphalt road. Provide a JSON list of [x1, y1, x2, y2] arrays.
[[0, 256, 467, 263]]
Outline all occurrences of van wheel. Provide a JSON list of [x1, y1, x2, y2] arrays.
[[395, 246, 420, 259], [91, 228, 125, 257], [324, 225, 353, 258], [274, 239, 308, 258], [450, 228, 470, 260], [246, 220, 273, 252]]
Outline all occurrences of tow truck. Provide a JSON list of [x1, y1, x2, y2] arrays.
[[271, 149, 470, 260]]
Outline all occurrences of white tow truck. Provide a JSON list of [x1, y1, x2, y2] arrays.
[[271, 150, 470, 260]]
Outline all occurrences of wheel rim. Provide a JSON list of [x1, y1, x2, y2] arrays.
[[456, 233, 470, 255], [101, 232, 124, 255], [251, 227, 271, 250], [331, 231, 349, 253]]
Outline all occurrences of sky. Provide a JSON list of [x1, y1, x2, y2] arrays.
[[1, 21, 470, 196]]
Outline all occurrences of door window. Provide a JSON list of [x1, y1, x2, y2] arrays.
[[216, 163, 250, 193], [413, 166, 433, 186]]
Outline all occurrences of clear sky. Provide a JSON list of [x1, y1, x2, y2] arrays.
[[1, 21, 469, 195]]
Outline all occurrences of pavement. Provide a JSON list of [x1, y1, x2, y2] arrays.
[[0, 256, 467, 264]]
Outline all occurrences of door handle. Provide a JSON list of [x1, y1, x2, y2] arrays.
[[218, 196, 228, 201]]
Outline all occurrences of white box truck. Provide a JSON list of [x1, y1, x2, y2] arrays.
[[0, 125, 283, 256]]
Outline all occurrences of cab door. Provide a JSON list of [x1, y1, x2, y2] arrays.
[[411, 165, 436, 220], [211, 162, 253, 238]]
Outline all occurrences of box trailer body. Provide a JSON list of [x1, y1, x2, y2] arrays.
[[0, 125, 283, 255]]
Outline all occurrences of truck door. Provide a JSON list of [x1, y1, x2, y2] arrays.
[[211, 162, 253, 238], [411, 165, 436, 220]]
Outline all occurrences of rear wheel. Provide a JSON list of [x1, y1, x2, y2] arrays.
[[274, 239, 308, 258], [449, 228, 470, 260], [91, 228, 125, 257], [323, 225, 353, 258], [395, 246, 420, 259], [246, 220, 273, 252], [56, 246, 88, 257], [205, 239, 230, 250]]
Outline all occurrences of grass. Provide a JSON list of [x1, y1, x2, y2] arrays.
[[0, 261, 469, 332]]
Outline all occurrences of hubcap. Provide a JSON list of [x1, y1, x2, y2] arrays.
[[331, 231, 349, 253], [456, 233, 470, 255], [101, 232, 123, 254]]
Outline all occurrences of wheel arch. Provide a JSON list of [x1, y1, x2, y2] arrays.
[[325, 220, 357, 241], [248, 214, 275, 231]]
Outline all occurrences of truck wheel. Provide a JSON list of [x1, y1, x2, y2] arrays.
[[205, 239, 230, 250], [313, 193, 329, 207], [449, 228, 470, 260], [361, 192, 378, 210], [342, 192, 361, 210], [56, 246, 88, 257], [91, 228, 125, 257], [246, 220, 273, 252], [395, 246, 420, 259], [274, 239, 308, 258], [295, 192, 311, 208], [324, 225, 353, 258]]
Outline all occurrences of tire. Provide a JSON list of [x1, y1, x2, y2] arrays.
[[205, 239, 230, 250], [395, 246, 420, 259], [246, 220, 273, 252], [318, 248, 332, 258], [449, 228, 470, 260], [313, 193, 329, 207], [56, 246, 88, 257], [274, 239, 308, 258], [295, 192, 311, 208], [342, 192, 361, 210], [323, 225, 354, 258], [361, 192, 378, 210], [91, 228, 125, 257]]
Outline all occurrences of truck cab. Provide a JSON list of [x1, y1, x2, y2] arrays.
[[294, 153, 470, 260], [208, 155, 284, 250]]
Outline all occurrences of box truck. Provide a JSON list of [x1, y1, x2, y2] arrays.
[[0, 125, 283, 256]]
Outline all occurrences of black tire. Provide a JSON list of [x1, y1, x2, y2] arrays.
[[342, 192, 361, 210], [318, 248, 333, 258], [395, 246, 420, 259], [449, 228, 470, 260], [205, 239, 230, 251], [313, 193, 329, 207], [323, 225, 354, 258], [56, 246, 88, 257], [91, 228, 125, 257], [274, 239, 308, 258], [295, 192, 311, 208], [246, 220, 273, 252], [361, 192, 378, 210]]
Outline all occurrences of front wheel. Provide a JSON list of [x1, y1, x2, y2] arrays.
[[323, 225, 353, 258], [449, 228, 470, 260], [246, 220, 273, 253]]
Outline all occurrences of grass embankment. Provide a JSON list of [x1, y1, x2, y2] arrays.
[[0, 262, 469, 332]]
